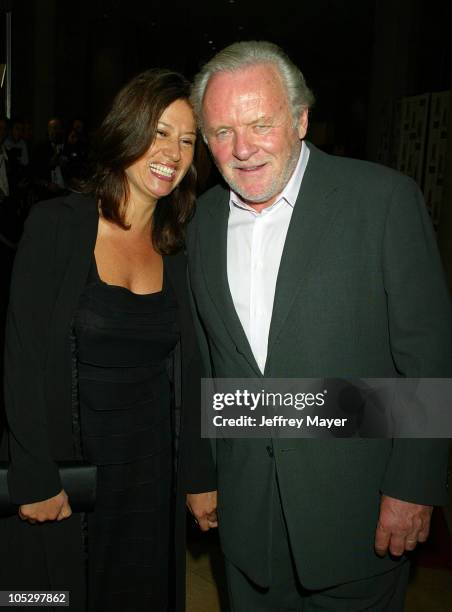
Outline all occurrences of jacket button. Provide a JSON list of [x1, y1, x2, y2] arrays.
[[266, 445, 274, 458]]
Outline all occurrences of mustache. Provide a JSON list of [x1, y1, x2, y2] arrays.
[[228, 161, 269, 169]]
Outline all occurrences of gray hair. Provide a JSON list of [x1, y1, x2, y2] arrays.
[[191, 40, 315, 132]]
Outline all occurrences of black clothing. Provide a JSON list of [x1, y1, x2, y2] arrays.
[[0, 194, 215, 611], [75, 260, 178, 611]]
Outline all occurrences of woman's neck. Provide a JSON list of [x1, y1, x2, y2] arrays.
[[122, 196, 157, 236]]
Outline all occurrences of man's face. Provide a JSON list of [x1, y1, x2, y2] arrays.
[[72, 119, 84, 134], [11, 122, 23, 142], [48, 119, 63, 144], [202, 63, 308, 209]]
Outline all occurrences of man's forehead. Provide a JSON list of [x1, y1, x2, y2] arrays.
[[211, 63, 281, 88], [203, 64, 288, 114]]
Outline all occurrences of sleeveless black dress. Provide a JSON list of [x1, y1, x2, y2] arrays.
[[73, 259, 179, 612]]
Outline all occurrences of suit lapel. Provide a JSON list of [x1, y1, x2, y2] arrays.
[[265, 145, 340, 370], [200, 188, 261, 376]]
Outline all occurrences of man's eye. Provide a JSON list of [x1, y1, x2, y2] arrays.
[[255, 124, 270, 132], [216, 129, 230, 138]]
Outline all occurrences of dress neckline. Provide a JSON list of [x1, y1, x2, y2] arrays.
[[91, 255, 165, 298]]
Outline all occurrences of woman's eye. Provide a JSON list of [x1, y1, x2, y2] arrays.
[[157, 129, 167, 137], [181, 139, 195, 146]]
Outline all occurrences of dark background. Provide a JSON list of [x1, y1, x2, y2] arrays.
[[0, 0, 451, 299], [2, 0, 451, 159], [1, 0, 452, 283]]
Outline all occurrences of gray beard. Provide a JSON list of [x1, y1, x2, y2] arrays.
[[216, 141, 301, 205]]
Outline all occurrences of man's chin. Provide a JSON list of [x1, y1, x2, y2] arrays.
[[240, 192, 276, 206], [229, 183, 277, 205]]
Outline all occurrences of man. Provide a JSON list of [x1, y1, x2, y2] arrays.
[[33, 117, 67, 199], [5, 119, 29, 168], [186, 41, 452, 610]]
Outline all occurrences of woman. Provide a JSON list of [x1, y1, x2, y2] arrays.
[[0, 69, 216, 611]]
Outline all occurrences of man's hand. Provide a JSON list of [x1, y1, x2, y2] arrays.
[[186, 490, 218, 532], [375, 494, 433, 557], [19, 489, 72, 524]]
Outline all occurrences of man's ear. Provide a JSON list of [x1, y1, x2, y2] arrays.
[[297, 109, 309, 139]]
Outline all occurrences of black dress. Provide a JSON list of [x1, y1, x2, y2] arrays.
[[74, 259, 178, 612]]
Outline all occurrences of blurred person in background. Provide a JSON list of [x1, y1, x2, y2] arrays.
[[33, 116, 67, 199], [5, 119, 29, 168], [63, 122, 89, 191], [0, 117, 22, 246]]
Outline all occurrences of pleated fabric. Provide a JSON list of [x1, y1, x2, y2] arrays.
[[74, 261, 179, 612]]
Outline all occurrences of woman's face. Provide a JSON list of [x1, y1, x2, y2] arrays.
[[125, 98, 196, 206]]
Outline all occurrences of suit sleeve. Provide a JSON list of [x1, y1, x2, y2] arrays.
[[4, 204, 62, 504], [175, 238, 216, 494], [380, 176, 452, 506]]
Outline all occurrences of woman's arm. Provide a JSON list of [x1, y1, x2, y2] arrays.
[[4, 204, 63, 505]]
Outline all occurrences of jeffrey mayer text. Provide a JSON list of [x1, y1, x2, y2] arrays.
[[212, 415, 348, 429]]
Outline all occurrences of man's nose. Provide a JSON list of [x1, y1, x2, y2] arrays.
[[232, 132, 258, 160]]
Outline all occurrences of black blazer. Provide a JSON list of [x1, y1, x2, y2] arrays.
[[0, 193, 215, 610]]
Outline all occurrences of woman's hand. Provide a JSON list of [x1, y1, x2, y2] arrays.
[[19, 489, 72, 524]]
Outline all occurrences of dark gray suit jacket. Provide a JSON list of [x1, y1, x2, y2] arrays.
[[187, 143, 452, 589]]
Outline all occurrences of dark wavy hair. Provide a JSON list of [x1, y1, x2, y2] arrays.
[[87, 68, 197, 254]]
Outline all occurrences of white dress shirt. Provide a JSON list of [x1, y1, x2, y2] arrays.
[[227, 141, 310, 373]]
